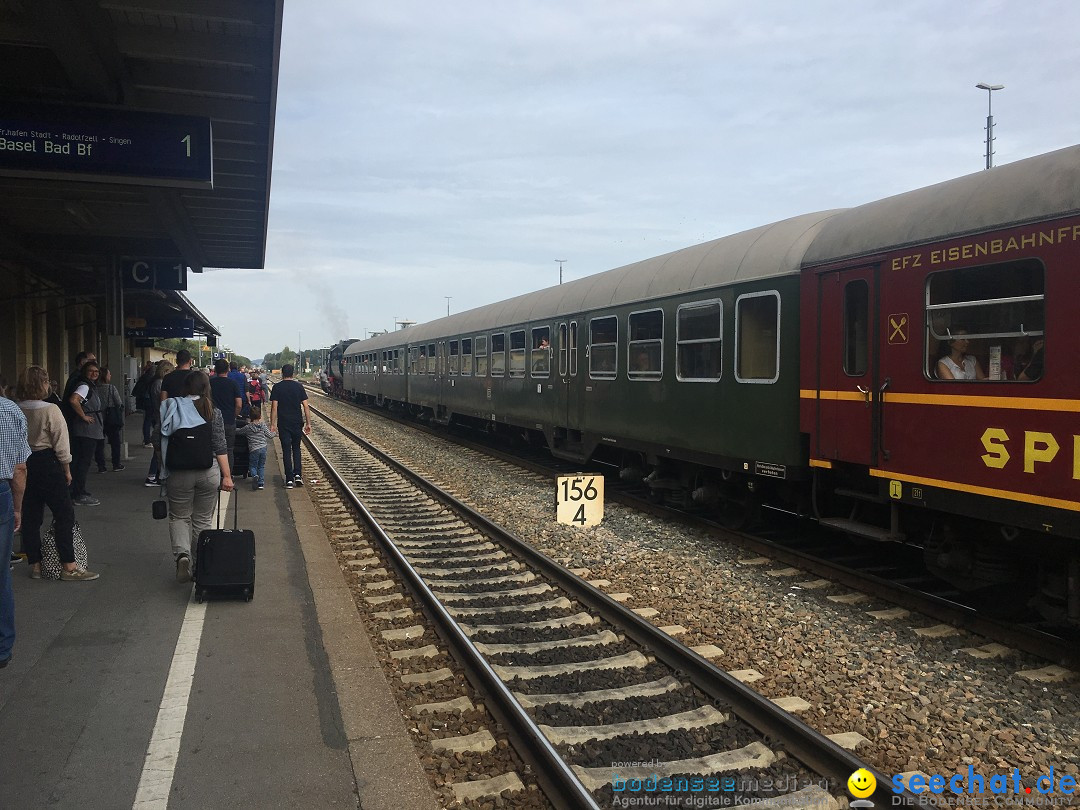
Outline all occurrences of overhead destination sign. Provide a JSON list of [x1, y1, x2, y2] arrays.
[[125, 317, 194, 339], [0, 102, 212, 188]]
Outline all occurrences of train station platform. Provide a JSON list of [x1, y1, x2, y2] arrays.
[[0, 423, 439, 810]]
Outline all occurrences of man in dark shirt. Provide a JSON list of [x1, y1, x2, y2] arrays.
[[269, 364, 310, 489], [161, 349, 194, 401], [209, 358, 243, 469], [228, 362, 250, 419]]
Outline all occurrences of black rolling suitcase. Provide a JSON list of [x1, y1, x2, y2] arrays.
[[194, 490, 255, 603], [233, 424, 250, 479]]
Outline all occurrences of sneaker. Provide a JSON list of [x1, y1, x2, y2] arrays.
[[97, 467, 107, 473], [176, 554, 192, 584], [28, 565, 41, 579], [144, 477, 159, 487], [113, 464, 126, 472], [74, 495, 101, 506], [60, 568, 100, 582], [285, 480, 294, 489], [0, 655, 10, 669], [142, 442, 153, 448], [294, 475, 303, 487], [252, 479, 259, 491], [258, 482, 265, 490], [10, 553, 22, 566]]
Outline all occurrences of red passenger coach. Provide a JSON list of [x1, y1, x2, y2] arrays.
[[800, 147, 1080, 614]]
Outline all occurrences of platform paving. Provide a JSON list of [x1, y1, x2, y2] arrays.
[[0, 424, 438, 810]]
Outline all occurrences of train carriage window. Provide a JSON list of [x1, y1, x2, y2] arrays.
[[490, 333, 506, 377], [569, 321, 578, 376], [474, 335, 488, 377], [418, 349, 427, 375], [461, 338, 473, 376], [844, 281, 869, 376], [394, 348, 404, 375], [677, 300, 722, 382], [409, 347, 419, 374], [531, 327, 550, 377], [589, 316, 618, 379], [427, 344, 436, 375], [558, 323, 568, 376], [449, 340, 459, 375], [926, 259, 1045, 382], [735, 291, 780, 383], [628, 309, 663, 380], [509, 330, 526, 377]]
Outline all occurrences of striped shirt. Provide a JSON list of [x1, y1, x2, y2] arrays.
[[0, 397, 32, 479]]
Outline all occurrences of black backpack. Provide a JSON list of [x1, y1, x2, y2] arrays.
[[165, 422, 214, 470], [132, 373, 152, 407]]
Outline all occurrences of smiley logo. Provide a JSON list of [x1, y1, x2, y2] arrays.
[[848, 768, 877, 798]]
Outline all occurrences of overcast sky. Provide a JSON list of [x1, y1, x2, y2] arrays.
[[187, 1, 1080, 364]]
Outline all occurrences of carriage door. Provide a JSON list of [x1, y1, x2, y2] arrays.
[[436, 340, 448, 413], [560, 321, 582, 432], [816, 266, 880, 466]]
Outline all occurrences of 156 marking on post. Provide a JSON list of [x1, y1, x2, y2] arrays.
[[556, 475, 604, 526]]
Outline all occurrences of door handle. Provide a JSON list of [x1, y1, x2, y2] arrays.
[[856, 384, 870, 406], [878, 378, 891, 461]]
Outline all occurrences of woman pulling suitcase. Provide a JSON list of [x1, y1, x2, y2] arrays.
[[158, 370, 234, 584]]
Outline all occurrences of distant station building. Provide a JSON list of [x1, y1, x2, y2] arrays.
[[0, 3, 283, 394]]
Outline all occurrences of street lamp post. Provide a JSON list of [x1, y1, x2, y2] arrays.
[[976, 83, 1004, 170], [555, 259, 567, 285]]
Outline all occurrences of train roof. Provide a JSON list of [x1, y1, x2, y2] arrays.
[[346, 209, 840, 353], [803, 143, 1080, 266], [344, 143, 1080, 355]]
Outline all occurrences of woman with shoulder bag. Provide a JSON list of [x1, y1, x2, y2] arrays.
[[94, 366, 126, 473], [67, 360, 104, 507], [159, 370, 234, 584], [14, 366, 99, 581]]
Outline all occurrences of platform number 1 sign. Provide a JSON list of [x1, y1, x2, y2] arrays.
[[556, 475, 604, 527]]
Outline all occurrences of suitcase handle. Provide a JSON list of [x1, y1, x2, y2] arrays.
[[214, 478, 239, 531]]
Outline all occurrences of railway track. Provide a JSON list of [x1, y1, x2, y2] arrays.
[[302, 404, 916, 808], [303, 383, 1079, 671]]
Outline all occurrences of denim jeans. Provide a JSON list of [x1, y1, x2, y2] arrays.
[[0, 481, 15, 662], [142, 408, 154, 444], [279, 424, 302, 480], [249, 447, 267, 484]]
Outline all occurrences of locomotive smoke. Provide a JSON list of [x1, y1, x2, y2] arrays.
[[309, 278, 350, 341]]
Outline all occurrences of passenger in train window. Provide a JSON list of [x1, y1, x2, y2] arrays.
[[935, 331, 987, 381], [632, 351, 651, 373], [1016, 337, 1045, 381]]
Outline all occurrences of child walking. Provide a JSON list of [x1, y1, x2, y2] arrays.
[[236, 405, 276, 490]]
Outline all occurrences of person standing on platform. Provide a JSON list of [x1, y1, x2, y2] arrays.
[[209, 358, 242, 470], [160, 350, 193, 402], [132, 360, 156, 447], [269, 364, 310, 489], [144, 360, 174, 487], [67, 361, 104, 507], [13, 366, 98, 581], [228, 361, 250, 419], [0, 394, 31, 668], [94, 366, 125, 473], [61, 351, 96, 408]]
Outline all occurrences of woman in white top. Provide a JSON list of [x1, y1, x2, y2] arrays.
[[937, 332, 987, 381]]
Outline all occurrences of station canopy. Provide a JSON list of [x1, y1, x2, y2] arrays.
[[0, 1, 284, 336]]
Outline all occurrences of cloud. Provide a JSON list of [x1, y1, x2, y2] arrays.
[[200, 1, 1080, 359]]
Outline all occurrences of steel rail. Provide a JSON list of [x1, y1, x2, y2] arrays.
[[307, 404, 921, 808], [302, 414, 600, 810]]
